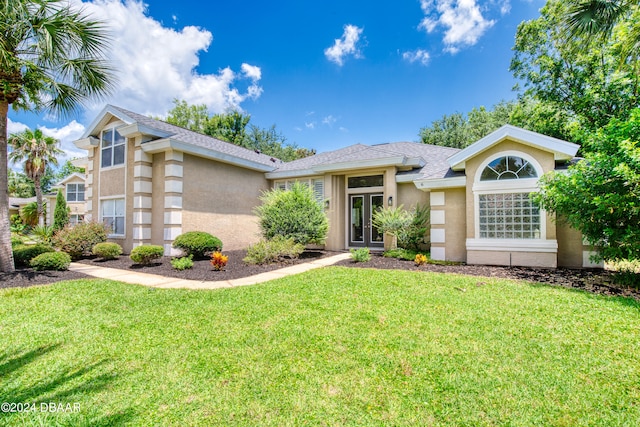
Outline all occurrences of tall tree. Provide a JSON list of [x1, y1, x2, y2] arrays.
[[0, 0, 114, 272], [53, 189, 69, 231], [9, 128, 62, 227], [511, 0, 639, 131]]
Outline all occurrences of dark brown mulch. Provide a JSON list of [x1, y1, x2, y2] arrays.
[[74, 249, 330, 281], [2, 250, 638, 301], [336, 253, 640, 300]]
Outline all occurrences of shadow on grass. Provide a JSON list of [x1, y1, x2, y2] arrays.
[[0, 344, 133, 425]]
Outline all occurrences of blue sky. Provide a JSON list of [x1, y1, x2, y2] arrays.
[[8, 0, 544, 162]]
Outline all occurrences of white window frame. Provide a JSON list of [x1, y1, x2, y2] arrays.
[[469, 151, 552, 250], [273, 177, 324, 204], [69, 214, 84, 226], [100, 196, 125, 237], [100, 125, 126, 169], [66, 183, 85, 202]]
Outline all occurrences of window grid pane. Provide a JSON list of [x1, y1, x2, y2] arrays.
[[479, 193, 540, 239]]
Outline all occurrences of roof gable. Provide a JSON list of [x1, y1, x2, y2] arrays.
[[76, 105, 280, 172], [447, 125, 579, 171]]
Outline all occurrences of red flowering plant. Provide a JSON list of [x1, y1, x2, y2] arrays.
[[210, 251, 229, 271]]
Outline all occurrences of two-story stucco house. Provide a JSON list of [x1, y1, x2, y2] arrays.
[[74, 105, 600, 269]]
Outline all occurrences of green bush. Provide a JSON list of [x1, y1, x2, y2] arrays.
[[255, 182, 328, 245], [372, 204, 430, 250], [350, 247, 371, 263], [52, 221, 108, 260], [171, 255, 194, 271], [92, 242, 123, 260], [30, 251, 72, 271], [31, 225, 54, 244], [172, 231, 222, 259], [11, 234, 24, 247], [130, 245, 164, 265], [383, 248, 421, 261], [243, 236, 305, 265], [12, 244, 55, 267]]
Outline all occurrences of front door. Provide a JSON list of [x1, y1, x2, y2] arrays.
[[349, 193, 384, 248]]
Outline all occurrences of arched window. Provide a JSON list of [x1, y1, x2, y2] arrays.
[[480, 156, 537, 181]]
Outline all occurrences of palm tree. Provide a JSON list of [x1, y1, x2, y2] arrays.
[[565, 0, 639, 56], [9, 128, 63, 227], [0, 0, 115, 272]]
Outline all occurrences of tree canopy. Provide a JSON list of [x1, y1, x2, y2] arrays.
[[164, 99, 315, 161], [533, 109, 640, 262]]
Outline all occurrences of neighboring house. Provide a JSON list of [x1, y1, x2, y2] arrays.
[[45, 171, 88, 226], [75, 105, 600, 269], [8, 196, 37, 219]]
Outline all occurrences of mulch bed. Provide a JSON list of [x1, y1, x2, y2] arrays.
[[2, 250, 638, 300]]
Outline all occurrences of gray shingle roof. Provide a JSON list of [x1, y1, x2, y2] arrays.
[[108, 105, 281, 168], [272, 140, 460, 179]]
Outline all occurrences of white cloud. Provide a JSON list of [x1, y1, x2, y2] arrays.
[[70, 0, 262, 118], [305, 122, 316, 130], [324, 24, 364, 66], [402, 49, 431, 66], [39, 121, 88, 163], [419, 0, 495, 53], [322, 115, 337, 127], [7, 118, 28, 135]]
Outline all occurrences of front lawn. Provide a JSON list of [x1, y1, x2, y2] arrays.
[[1, 267, 639, 426]]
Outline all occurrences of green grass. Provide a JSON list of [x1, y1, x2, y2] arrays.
[[1, 267, 639, 426]]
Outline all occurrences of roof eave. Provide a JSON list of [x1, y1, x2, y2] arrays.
[[74, 136, 99, 150], [265, 169, 320, 179], [141, 138, 277, 172], [311, 156, 424, 173]]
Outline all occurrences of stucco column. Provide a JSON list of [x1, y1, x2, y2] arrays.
[[429, 191, 446, 261], [163, 150, 183, 256], [132, 144, 153, 248], [85, 147, 95, 222]]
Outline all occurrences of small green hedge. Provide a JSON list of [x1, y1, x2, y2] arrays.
[[171, 255, 194, 271], [172, 231, 222, 259], [130, 245, 164, 265], [243, 237, 304, 265], [30, 252, 72, 271], [12, 244, 55, 267], [92, 242, 123, 260]]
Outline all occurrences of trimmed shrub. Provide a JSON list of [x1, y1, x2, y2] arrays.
[[172, 231, 222, 259], [255, 182, 328, 245], [243, 236, 305, 265], [12, 244, 55, 267], [52, 221, 108, 260], [130, 245, 164, 265], [171, 255, 194, 271], [30, 252, 72, 271], [53, 189, 70, 231], [92, 242, 123, 260], [350, 247, 371, 263]]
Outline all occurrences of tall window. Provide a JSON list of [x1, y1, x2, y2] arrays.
[[102, 198, 125, 236], [66, 183, 85, 202], [477, 154, 541, 240], [101, 128, 125, 168], [274, 178, 324, 203]]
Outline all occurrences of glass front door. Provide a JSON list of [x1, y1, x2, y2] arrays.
[[349, 193, 384, 248]]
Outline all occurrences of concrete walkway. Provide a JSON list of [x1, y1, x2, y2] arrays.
[[68, 252, 351, 290]]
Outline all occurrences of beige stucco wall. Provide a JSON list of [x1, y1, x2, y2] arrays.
[[443, 187, 467, 262], [397, 182, 428, 208], [181, 154, 269, 250], [556, 220, 585, 268], [467, 251, 557, 268]]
